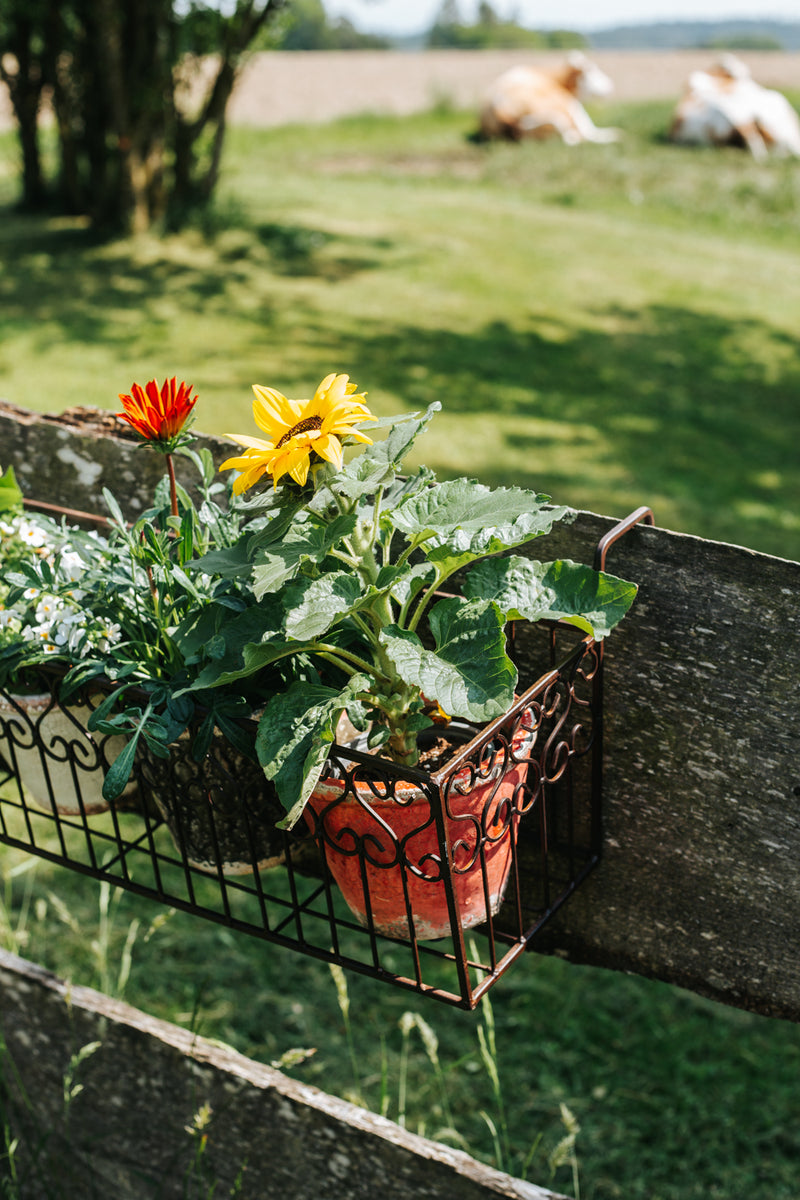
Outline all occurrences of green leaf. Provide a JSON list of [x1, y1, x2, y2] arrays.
[[256, 675, 370, 829], [324, 404, 441, 501], [176, 444, 215, 488], [387, 560, 437, 608], [102, 487, 128, 531], [0, 465, 23, 512], [246, 493, 308, 551], [463, 556, 638, 640], [189, 539, 255, 579], [283, 571, 364, 640], [102, 736, 142, 802], [251, 513, 358, 599], [100, 698, 157, 801], [86, 683, 137, 730], [179, 597, 288, 688], [380, 597, 516, 723], [391, 478, 568, 563]]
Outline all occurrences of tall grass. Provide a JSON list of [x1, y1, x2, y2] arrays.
[[1, 99, 800, 558], [2, 840, 800, 1200]]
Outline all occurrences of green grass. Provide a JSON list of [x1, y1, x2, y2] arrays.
[[2, 99, 800, 1197], [1, 101, 800, 558], [3, 840, 800, 1200]]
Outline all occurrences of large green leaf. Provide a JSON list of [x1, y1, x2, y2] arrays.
[[190, 539, 257, 579], [191, 634, 310, 690], [283, 571, 364, 640], [178, 596, 293, 689], [256, 675, 370, 829], [379, 597, 516, 723], [390, 478, 568, 561], [463, 555, 638, 640], [251, 512, 357, 598], [175, 596, 280, 664], [245, 493, 308, 551], [385, 560, 437, 607]]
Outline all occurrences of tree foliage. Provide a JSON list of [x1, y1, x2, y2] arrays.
[[0, 0, 286, 232], [427, 0, 586, 50], [264, 0, 390, 50]]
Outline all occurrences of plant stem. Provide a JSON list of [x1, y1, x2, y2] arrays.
[[165, 453, 179, 520], [313, 645, 390, 682]]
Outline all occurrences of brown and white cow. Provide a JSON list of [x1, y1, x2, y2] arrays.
[[669, 54, 800, 160], [477, 52, 621, 145]]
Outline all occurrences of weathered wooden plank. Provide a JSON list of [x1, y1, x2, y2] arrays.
[[0, 949, 564, 1200], [0, 400, 232, 517], [513, 511, 800, 1021]]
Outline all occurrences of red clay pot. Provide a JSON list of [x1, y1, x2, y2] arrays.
[[305, 712, 533, 941]]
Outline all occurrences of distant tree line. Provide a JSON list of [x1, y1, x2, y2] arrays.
[[427, 1, 586, 50], [253, 0, 585, 52], [256, 0, 391, 49]]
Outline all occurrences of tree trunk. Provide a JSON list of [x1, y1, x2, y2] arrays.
[[46, 43, 88, 215], [2, 0, 286, 233], [15, 90, 45, 209], [0, 18, 46, 210]]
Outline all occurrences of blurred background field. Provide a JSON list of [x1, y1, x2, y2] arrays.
[[3, 58, 800, 1200], [1, 89, 799, 560]]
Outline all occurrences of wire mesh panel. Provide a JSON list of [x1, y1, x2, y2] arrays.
[[0, 627, 601, 1009]]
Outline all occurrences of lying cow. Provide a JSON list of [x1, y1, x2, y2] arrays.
[[477, 52, 621, 145], [669, 54, 800, 159]]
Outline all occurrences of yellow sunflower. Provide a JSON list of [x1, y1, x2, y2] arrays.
[[221, 373, 376, 492]]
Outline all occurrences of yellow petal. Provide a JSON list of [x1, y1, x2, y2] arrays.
[[270, 443, 311, 488], [252, 386, 305, 438], [346, 428, 373, 446], [314, 373, 338, 405], [224, 433, 275, 452], [220, 452, 257, 473], [314, 433, 344, 471], [231, 460, 269, 494], [289, 459, 310, 486]]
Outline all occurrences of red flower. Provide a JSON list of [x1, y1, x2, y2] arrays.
[[117, 378, 196, 444]]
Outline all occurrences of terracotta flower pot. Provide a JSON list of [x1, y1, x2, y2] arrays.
[[0, 690, 130, 816], [136, 729, 289, 876], [305, 712, 534, 941]]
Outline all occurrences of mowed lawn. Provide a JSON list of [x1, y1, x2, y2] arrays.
[[3, 99, 800, 1200], [1, 99, 799, 559]]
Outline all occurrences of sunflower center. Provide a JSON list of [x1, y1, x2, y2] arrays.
[[276, 415, 323, 449]]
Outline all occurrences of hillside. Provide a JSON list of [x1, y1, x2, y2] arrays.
[[589, 19, 800, 51]]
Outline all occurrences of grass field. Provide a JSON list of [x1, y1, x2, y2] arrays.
[[3, 833, 800, 1200], [2, 99, 800, 1199], [1, 99, 799, 559]]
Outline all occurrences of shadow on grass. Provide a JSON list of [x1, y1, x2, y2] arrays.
[[2, 209, 798, 559], [322, 308, 800, 559], [0, 208, 394, 348]]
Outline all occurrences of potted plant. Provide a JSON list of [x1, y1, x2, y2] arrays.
[[173, 373, 638, 937], [0, 469, 132, 815], [0, 386, 288, 867]]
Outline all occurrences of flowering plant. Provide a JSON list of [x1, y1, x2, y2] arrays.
[[0, 384, 281, 801], [175, 374, 638, 829], [0, 508, 123, 663]]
